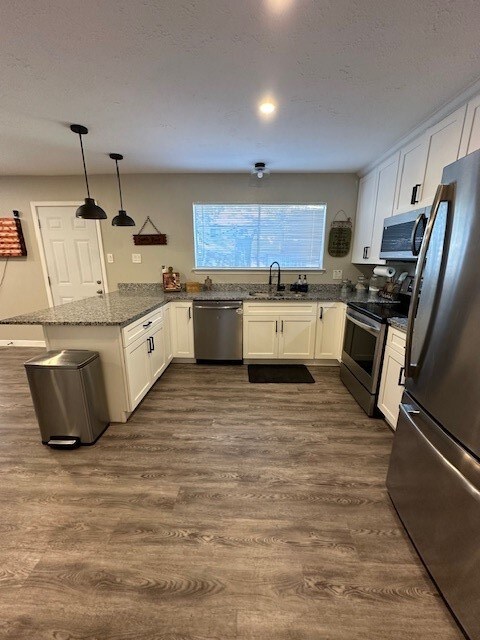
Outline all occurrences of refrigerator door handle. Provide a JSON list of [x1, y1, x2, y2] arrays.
[[405, 183, 454, 378]]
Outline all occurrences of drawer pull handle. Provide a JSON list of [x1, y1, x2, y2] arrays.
[[398, 366, 405, 386], [143, 321, 152, 329]]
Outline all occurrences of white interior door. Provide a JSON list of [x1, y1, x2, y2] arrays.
[[35, 204, 105, 306]]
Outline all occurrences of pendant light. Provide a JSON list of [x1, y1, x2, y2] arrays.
[[70, 124, 107, 220], [109, 153, 135, 226]]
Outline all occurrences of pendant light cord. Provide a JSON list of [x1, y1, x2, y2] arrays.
[[115, 159, 124, 210], [78, 133, 91, 198]]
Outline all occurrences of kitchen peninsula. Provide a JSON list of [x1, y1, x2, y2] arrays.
[[1, 283, 358, 422]]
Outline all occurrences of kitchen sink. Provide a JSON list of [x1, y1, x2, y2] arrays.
[[248, 291, 307, 299]]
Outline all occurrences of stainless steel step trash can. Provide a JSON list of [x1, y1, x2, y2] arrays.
[[25, 350, 110, 448]]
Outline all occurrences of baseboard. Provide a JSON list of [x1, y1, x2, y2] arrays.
[[244, 358, 341, 366], [0, 340, 46, 348]]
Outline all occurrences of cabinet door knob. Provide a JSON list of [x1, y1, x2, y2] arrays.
[[96, 280, 101, 285], [96, 289, 103, 294]]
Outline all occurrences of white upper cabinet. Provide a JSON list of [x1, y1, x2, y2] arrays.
[[352, 153, 399, 265], [459, 94, 480, 157], [394, 135, 428, 213], [370, 152, 400, 262], [421, 106, 466, 204], [351, 171, 378, 263], [393, 107, 466, 213]]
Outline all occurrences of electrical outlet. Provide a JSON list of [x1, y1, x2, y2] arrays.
[[333, 269, 343, 280], [107, 253, 114, 263], [132, 253, 142, 264]]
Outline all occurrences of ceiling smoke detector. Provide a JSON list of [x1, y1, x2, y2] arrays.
[[252, 162, 270, 179]]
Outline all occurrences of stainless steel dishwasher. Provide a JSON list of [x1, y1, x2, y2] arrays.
[[193, 300, 243, 362]]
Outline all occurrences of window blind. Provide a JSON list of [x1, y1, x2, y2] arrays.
[[193, 203, 326, 269]]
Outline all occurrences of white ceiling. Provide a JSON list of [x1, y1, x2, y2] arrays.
[[1, 0, 480, 175]]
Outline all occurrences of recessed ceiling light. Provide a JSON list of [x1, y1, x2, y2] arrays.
[[259, 102, 276, 115]]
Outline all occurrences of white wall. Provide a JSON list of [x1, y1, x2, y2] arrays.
[[0, 172, 362, 340]]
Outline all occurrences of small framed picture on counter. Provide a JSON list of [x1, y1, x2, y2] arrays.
[[163, 268, 181, 292]]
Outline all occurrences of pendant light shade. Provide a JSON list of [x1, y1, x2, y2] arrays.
[[70, 124, 107, 220], [109, 153, 135, 227], [112, 209, 135, 226]]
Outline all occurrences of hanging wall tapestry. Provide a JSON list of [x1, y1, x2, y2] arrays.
[[327, 210, 352, 258], [0, 215, 27, 257]]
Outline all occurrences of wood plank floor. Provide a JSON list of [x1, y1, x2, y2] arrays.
[[0, 348, 463, 640]]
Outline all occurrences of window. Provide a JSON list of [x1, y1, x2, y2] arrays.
[[193, 203, 326, 269]]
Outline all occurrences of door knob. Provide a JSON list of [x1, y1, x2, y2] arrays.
[[97, 289, 103, 294], [96, 280, 102, 284]]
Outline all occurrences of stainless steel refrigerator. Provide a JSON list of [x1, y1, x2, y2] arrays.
[[387, 150, 480, 639]]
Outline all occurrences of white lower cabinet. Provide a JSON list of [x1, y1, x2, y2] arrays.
[[170, 301, 194, 358], [125, 333, 156, 410], [123, 307, 169, 412], [163, 305, 173, 364], [243, 302, 346, 361], [149, 323, 166, 380], [314, 303, 345, 360], [378, 327, 406, 429], [243, 302, 316, 360], [278, 316, 316, 359], [243, 315, 278, 358]]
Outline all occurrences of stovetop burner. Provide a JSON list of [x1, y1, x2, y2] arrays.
[[347, 300, 408, 323]]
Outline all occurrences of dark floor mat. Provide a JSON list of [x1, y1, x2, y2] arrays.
[[248, 364, 315, 383]]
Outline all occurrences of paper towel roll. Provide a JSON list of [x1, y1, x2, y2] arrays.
[[373, 266, 396, 278]]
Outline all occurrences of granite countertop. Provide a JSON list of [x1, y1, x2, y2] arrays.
[[388, 316, 408, 333], [0, 291, 169, 327], [0, 283, 372, 328]]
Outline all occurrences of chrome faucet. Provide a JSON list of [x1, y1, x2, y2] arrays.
[[268, 261, 285, 292]]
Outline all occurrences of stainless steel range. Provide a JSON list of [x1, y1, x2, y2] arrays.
[[340, 287, 411, 416]]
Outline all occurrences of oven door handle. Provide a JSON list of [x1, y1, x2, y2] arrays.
[[346, 312, 381, 336]]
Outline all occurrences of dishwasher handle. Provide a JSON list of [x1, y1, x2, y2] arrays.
[[193, 304, 242, 310]]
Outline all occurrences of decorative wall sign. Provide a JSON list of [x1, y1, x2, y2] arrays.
[[133, 217, 167, 245], [327, 210, 352, 257], [0, 214, 27, 257]]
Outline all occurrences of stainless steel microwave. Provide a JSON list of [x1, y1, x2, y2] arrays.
[[379, 206, 431, 261]]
